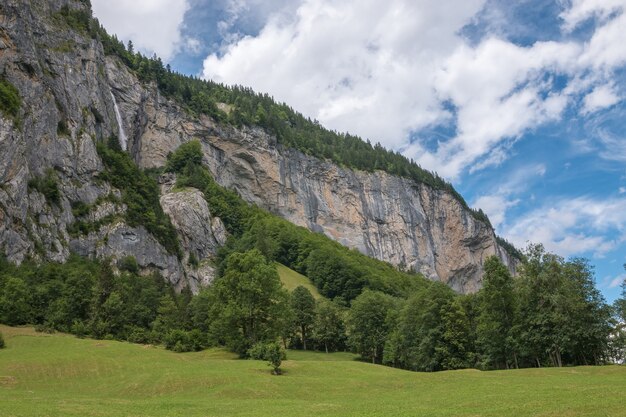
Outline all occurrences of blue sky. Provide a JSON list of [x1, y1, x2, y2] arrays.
[[92, 0, 626, 302]]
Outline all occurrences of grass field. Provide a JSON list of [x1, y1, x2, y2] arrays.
[[276, 263, 322, 299], [1, 325, 625, 417]]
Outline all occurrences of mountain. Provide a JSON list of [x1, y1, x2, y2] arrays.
[[0, 0, 516, 293]]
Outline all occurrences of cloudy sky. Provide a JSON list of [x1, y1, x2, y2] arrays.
[[92, 0, 626, 301]]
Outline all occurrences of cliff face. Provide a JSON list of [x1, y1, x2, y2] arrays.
[[0, 0, 515, 293]]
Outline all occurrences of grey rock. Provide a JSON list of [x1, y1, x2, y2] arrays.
[[0, 0, 517, 294]]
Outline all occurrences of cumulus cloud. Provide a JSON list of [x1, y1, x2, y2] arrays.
[[560, 0, 626, 32], [203, 0, 485, 153], [202, 0, 626, 179], [582, 84, 620, 114], [503, 197, 626, 257], [92, 0, 190, 61]]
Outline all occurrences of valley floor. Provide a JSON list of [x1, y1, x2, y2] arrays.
[[0, 325, 624, 417]]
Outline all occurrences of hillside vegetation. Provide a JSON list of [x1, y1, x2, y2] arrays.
[[2, 140, 623, 372], [0, 326, 625, 417]]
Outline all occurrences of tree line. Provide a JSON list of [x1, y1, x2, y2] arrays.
[[5, 140, 623, 372]]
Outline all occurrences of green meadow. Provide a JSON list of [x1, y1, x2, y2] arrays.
[[276, 263, 323, 299], [0, 325, 624, 417]]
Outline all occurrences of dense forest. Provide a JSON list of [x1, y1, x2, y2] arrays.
[[1, 140, 624, 371]]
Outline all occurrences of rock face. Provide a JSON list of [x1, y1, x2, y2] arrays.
[[0, 0, 516, 293], [106, 58, 516, 293]]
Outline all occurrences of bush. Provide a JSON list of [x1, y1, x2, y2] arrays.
[[28, 170, 61, 206], [248, 342, 286, 375], [71, 320, 88, 338], [0, 76, 21, 120], [0, 331, 5, 349], [164, 329, 206, 352], [118, 256, 139, 274], [127, 326, 150, 344]]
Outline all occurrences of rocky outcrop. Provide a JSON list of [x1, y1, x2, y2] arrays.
[[0, 0, 516, 293], [0, 0, 223, 290], [159, 176, 227, 289]]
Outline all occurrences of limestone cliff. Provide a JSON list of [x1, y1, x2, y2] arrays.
[[0, 0, 516, 293]]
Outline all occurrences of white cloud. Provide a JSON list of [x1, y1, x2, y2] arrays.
[[620, 187, 626, 194], [201, 0, 626, 180], [582, 84, 620, 114], [473, 195, 520, 229], [92, 0, 190, 61], [472, 163, 545, 231], [597, 128, 626, 161], [560, 0, 626, 33], [203, 0, 486, 153], [503, 196, 626, 258]]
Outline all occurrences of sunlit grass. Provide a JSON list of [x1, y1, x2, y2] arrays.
[[1, 325, 624, 417], [276, 263, 323, 299]]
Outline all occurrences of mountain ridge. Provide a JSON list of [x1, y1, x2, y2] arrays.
[[0, 0, 516, 293]]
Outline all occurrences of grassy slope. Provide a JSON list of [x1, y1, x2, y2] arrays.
[[275, 263, 323, 299], [0, 326, 625, 417]]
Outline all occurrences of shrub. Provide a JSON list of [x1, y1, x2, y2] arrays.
[[118, 256, 139, 274], [0, 76, 21, 120], [71, 320, 88, 338], [57, 119, 71, 136], [28, 170, 61, 206], [0, 331, 5, 349], [127, 326, 150, 344], [248, 342, 286, 375]]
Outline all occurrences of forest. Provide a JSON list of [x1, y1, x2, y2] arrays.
[[1, 141, 624, 372]]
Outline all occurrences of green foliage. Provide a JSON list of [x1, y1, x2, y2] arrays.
[[291, 286, 316, 350], [496, 236, 524, 261], [57, 119, 71, 136], [118, 256, 139, 274], [166, 141, 428, 303], [71, 201, 90, 217], [0, 75, 21, 121], [348, 290, 397, 364], [513, 245, 613, 367], [96, 142, 180, 255], [0, 277, 32, 325], [209, 249, 289, 355], [477, 256, 517, 369], [0, 331, 4, 349], [52, 5, 92, 35], [0, 255, 192, 346], [165, 140, 203, 173], [28, 169, 61, 206], [248, 342, 286, 375], [164, 329, 206, 352], [313, 300, 346, 353], [384, 283, 471, 371]]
